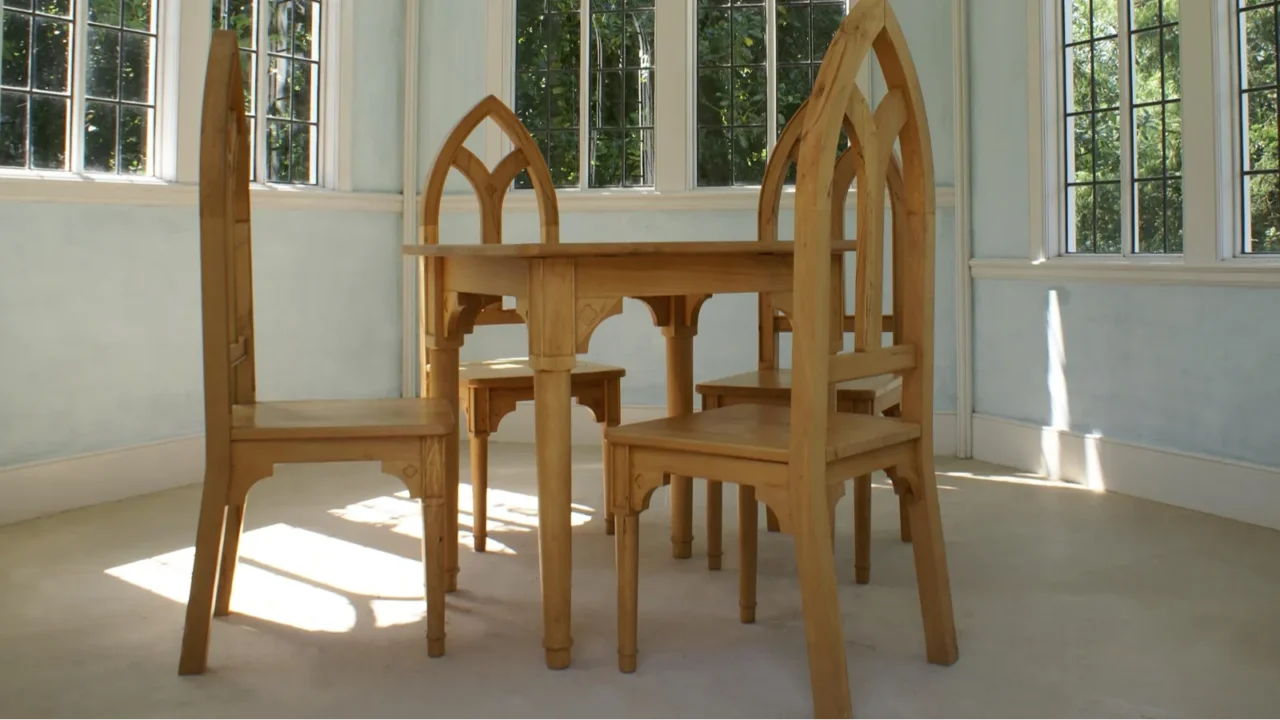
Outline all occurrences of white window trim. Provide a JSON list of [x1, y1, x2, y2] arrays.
[[0, 0, 362, 207], [478, 0, 884, 212], [1017, 0, 1280, 281]]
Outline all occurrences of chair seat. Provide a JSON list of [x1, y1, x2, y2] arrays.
[[605, 404, 920, 464], [696, 369, 901, 403], [231, 398, 455, 440], [453, 358, 626, 388]]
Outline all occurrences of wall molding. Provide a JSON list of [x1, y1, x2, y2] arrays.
[[972, 414, 1280, 531], [0, 435, 205, 527], [970, 257, 1280, 287], [0, 176, 403, 213], [434, 185, 958, 215]]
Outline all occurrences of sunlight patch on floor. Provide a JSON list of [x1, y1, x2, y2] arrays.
[[938, 469, 1099, 491], [106, 541, 358, 633]]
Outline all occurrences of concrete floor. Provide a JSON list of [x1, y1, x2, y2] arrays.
[[0, 443, 1277, 718]]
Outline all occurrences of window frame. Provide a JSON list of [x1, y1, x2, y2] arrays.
[[0, 0, 353, 199], [489, 0, 868, 201], [1222, 0, 1280, 258], [1033, 0, 1280, 268]]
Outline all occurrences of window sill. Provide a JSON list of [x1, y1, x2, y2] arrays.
[[970, 256, 1280, 287], [435, 184, 958, 214], [0, 173, 401, 213]]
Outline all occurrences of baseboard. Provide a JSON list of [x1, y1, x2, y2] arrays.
[[972, 414, 1280, 531], [0, 409, 959, 528], [0, 435, 205, 527], [488, 404, 960, 456]]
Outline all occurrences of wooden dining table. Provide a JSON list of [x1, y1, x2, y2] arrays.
[[404, 239, 856, 670]]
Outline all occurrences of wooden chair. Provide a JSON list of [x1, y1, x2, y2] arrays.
[[419, 96, 627, 563], [605, 1, 957, 715], [696, 99, 911, 586], [178, 30, 455, 675]]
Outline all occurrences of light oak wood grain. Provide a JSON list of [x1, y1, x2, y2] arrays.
[[605, 2, 958, 716], [179, 32, 453, 676]]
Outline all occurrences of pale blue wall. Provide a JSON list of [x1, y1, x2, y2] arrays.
[[968, 0, 1280, 468], [0, 12, 407, 468], [425, 0, 961, 412]]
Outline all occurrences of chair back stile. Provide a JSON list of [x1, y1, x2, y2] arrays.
[[198, 31, 257, 470], [786, 1, 935, 705]]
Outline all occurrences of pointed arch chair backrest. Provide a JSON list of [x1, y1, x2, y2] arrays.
[[420, 95, 560, 248], [791, 0, 935, 593], [199, 28, 257, 467], [754, 95, 908, 371]]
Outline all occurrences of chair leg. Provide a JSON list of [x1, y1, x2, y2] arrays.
[[898, 493, 912, 543], [617, 513, 640, 673], [854, 475, 871, 585], [470, 431, 488, 553], [738, 486, 757, 624], [707, 480, 723, 570], [766, 506, 781, 533], [602, 429, 615, 535], [213, 500, 246, 616], [904, 453, 959, 666], [792, 486, 853, 718], [424, 440, 448, 658], [429, 347, 460, 594], [178, 470, 231, 676]]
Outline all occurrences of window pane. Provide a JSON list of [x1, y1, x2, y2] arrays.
[[1164, 177, 1182, 252], [119, 31, 151, 103], [1093, 37, 1118, 108], [86, 26, 121, 100], [83, 0, 155, 174], [1128, 0, 1180, 253], [32, 16, 71, 93], [266, 118, 289, 181], [1240, 6, 1276, 91], [118, 104, 147, 173], [587, 2, 654, 187], [514, 0, 580, 189], [88, 0, 119, 25], [258, 0, 322, 185], [1064, 0, 1130, 254], [1239, 0, 1280, 252], [1135, 179, 1165, 253], [2, 0, 81, 170], [29, 93, 65, 169], [123, 0, 150, 31], [1094, 109, 1119, 180], [1067, 184, 1094, 252], [1067, 113, 1093, 182], [695, 1, 765, 187], [1092, 0, 1117, 37], [83, 100, 117, 171], [548, 128, 578, 186], [1059, 2, 1111, 249], [1066, 43, 1091, 113], [2, 11, 32, 89], [0, 91, 28, 165], [775, 0, 844, 127], [1094, 182, 1122, 253]]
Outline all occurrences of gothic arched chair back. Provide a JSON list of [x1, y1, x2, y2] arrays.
[[786, 0, 957, 711], [420, 95, 560, 247]]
